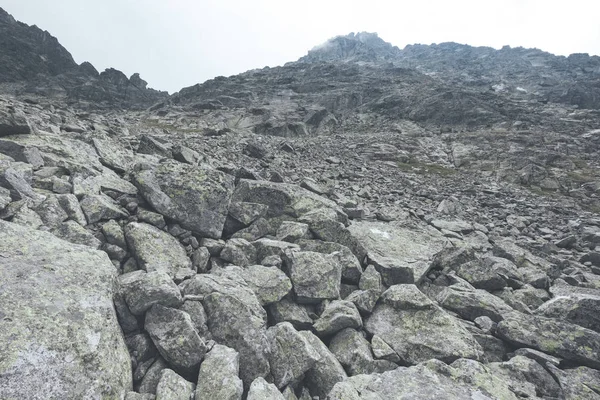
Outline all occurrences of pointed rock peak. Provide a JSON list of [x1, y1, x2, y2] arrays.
[[299, 32, 401, 63]]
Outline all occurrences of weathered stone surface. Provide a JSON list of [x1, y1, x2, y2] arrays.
[[313, 300, 362, 336], [51, 220, 102, 248], [253, 238, 300, 261], [247, 377, 285, 400], [0, 108, 31, 136], [277, 221, 311, 242], [145, 305, 207, 371], [329, 328, 397, 376], [268, 322, 321, 388], [195, 344, 243, 400], [92, 136, 135, 173], [365, 285, 483, 364], [34, 194, 68, 228], [155, 369, 194, 400], [133, 161, 235, 239], [297, 239, 363, 284], [125, 222, 192, 276], [56, 193, 87, 226], [119, 270, 183, 315], [349, 220, 447, 283], [268, 298, 314, 330], [203, 292, 270, 385], [536, 293, 600, 332], [327, 360, 520, 400], [80, 193, 128, 224], [300, 330, 347, 399], [220, 238, 257, 266], [139, 357, 168, 394], [102, 219, 127, 248], [231, 179, 346, 223], [0, 221, 132, 399], [437, 286, 514, 322], [283, 250, 342, 303], [238, 264, 292, 305], [487, 356, 562, 399], [547, 364, 600, 399], [496, 311, 600, 368]]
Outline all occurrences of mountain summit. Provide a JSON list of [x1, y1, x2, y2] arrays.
[[299, 32, 402, 63]]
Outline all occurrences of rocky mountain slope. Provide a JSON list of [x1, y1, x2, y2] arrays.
[[0, 7, 168, 109], [1, 8, 600, 400]]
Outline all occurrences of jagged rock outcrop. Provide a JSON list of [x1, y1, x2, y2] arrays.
[[0, 7, 168, 109]]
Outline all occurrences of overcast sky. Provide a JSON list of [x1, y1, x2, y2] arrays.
[[2, 0, 599, 93]]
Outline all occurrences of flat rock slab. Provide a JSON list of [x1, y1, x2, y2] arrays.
[[496, 311, 600, 369], [349, 220, 448, 284], [231, 179, 347, 223], [0, 220, 132, 399], [133, 161, 235, 239]]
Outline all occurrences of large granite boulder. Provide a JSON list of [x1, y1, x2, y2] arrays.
[[0, 220, 132, 399], [133, 161, 235, 239], [348, 221, 448, 284], [125, 222, 192, 276], [364, 285, 483, 364], [496, 311, 600, 368]]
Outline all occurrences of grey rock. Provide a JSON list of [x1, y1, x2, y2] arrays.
[[238, 264, 292, 306], [349, 220, 447, 283], [0, 221, 132, 400], [268, 322, 321, 388], [297, 239, 363, 284], [313, 300, 363, 336], [276, 221, 311, 242], [155, 369, 194, 400], [536, 293, 600, 332], [137, 135, 172, 158], [180, 300, 209, 338], [231, 179, 346, 223], [133, 161, 235, 239], [300, 330, 347, 399], [145, 305, 207, 371], [195, 344, 243, 400], [220, 238, 257, 267], [139, 358, 168, 395], [119, 270, 183, 315], [56, 193, 87, 226], [283, 250, 342, 303], [51, 220, 102, 248], [268, 298, 314, 330], [329, 328, 396, 376], [364, 284, 483, 364], [125, 222, 192, 277], [0, 108, 31, 136], [102, 219, 127, 248], [203, 292, 270, 385], [437, 286, 514, 322], [247, 377, 285, 400], [496, 311, 600, 368], [79, 194, 128, 224]]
